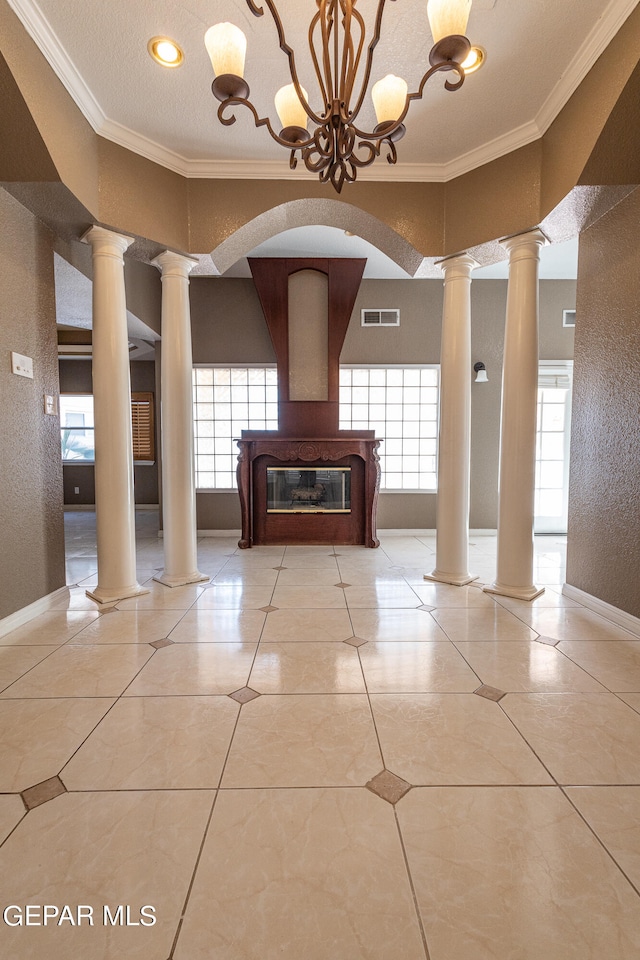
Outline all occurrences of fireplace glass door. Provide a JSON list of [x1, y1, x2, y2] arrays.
[[267, 467, 351, 513]]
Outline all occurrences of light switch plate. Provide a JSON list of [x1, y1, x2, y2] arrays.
[[11, 352, 34, 379]]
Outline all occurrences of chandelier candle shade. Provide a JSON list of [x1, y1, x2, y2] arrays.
[[275, 83, 310, 143], [205, 0, 475, 192]]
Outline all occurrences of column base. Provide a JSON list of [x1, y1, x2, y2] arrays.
[[153, 571, 209, 588], [483, 582, 545, 601], [424, 570, 478, 587], [86, 583, 150, 605]]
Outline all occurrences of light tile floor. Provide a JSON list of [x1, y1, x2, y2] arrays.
[[1, 512, 640, 958]]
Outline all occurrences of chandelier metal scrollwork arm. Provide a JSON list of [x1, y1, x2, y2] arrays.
[[208, 0, 474, 192]]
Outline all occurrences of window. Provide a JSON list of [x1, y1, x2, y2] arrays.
[[60, 395, 95, 462], [339, 366, 439, 490], [60, 393, 155, 464], [535, 362, 573, 534], [193, 366, 278, 489]]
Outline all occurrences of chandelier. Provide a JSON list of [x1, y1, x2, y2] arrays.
[[204, 1, 477, 193]]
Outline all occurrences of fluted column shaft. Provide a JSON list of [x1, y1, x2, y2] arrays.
[[83, 226, 147, 603], [485, 229, 546, 601], [153, 251, 207, 587], [426, 253, 478, 586]]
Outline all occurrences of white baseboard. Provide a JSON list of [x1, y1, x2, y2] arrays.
[[562, 583, 640, 639], [0, 586, 72, 639]]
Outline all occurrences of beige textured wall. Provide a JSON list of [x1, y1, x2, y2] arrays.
[[0, 0, 99, 213], [97, 139, 189, 254], [445, 143, 543, 255], [542, 1, 640, 216], [0, 188, 65, 618], [192, 275, 575, 531], [567, 187, 640, 619], [191, 279, 276, 364], [187, 180, 446, 260]]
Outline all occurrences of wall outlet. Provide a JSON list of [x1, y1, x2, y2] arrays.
[[44, 394, 58, 416], [11, 352, 34, 379], [74, 487, 80, 495]]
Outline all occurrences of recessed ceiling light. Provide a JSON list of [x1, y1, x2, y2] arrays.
[[148, 36, 184, 68], [461, 46, 486, 75]]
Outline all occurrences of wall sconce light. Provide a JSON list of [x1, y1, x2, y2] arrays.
[[473, 361, 488, 382]]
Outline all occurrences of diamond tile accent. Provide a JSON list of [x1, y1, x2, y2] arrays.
[[366, 769, 412, 805], [474, 684, 507, 702], [343, 636, 368, 648], [535, 635, 560, 646], [260, 605, 279, 613], [150, 638, 174, 649], [335, 582, 351, 589], [228, 686, 262, 704], [21, 776, 67, 810], [417, 604, 436, 612]]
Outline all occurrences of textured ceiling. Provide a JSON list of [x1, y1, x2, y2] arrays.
[[8, 0, 639, 180]]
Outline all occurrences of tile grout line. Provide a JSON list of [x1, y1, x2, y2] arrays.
[[559, 785, 640, 902], [393, 805, 433, 960], [167, 668, 251, 960], [496, 698, 560, 786]]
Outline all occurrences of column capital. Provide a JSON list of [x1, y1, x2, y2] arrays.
[[500, 228, 548, 262], [152, 250, 199, 278], [437, 253, 480, 281], [81, 225, 135, 258]]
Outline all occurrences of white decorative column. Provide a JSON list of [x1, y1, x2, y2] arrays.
[[152, 251, 207, 587], [425, 253, 478, 586], [485, 229, 547, 601], [82, 226, 148, 604]]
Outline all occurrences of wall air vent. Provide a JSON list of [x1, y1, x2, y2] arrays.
[[361, 308, 400, 327], [562, 309, 576, 328]]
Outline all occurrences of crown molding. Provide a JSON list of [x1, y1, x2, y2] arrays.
[[98, 115, 545, 184], [7, 0, 638, 184], [534, 0, 640, 135], [7, 0, 104, 131]]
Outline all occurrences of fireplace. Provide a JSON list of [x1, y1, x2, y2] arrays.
[[236, 258, 380, 548], [237, 436, 380, 548]]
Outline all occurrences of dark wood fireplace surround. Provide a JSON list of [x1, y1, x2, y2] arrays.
[[236, 258, 380, 548]]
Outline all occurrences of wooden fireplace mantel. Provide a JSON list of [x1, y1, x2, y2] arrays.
[[237, 434, 381, 549]]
